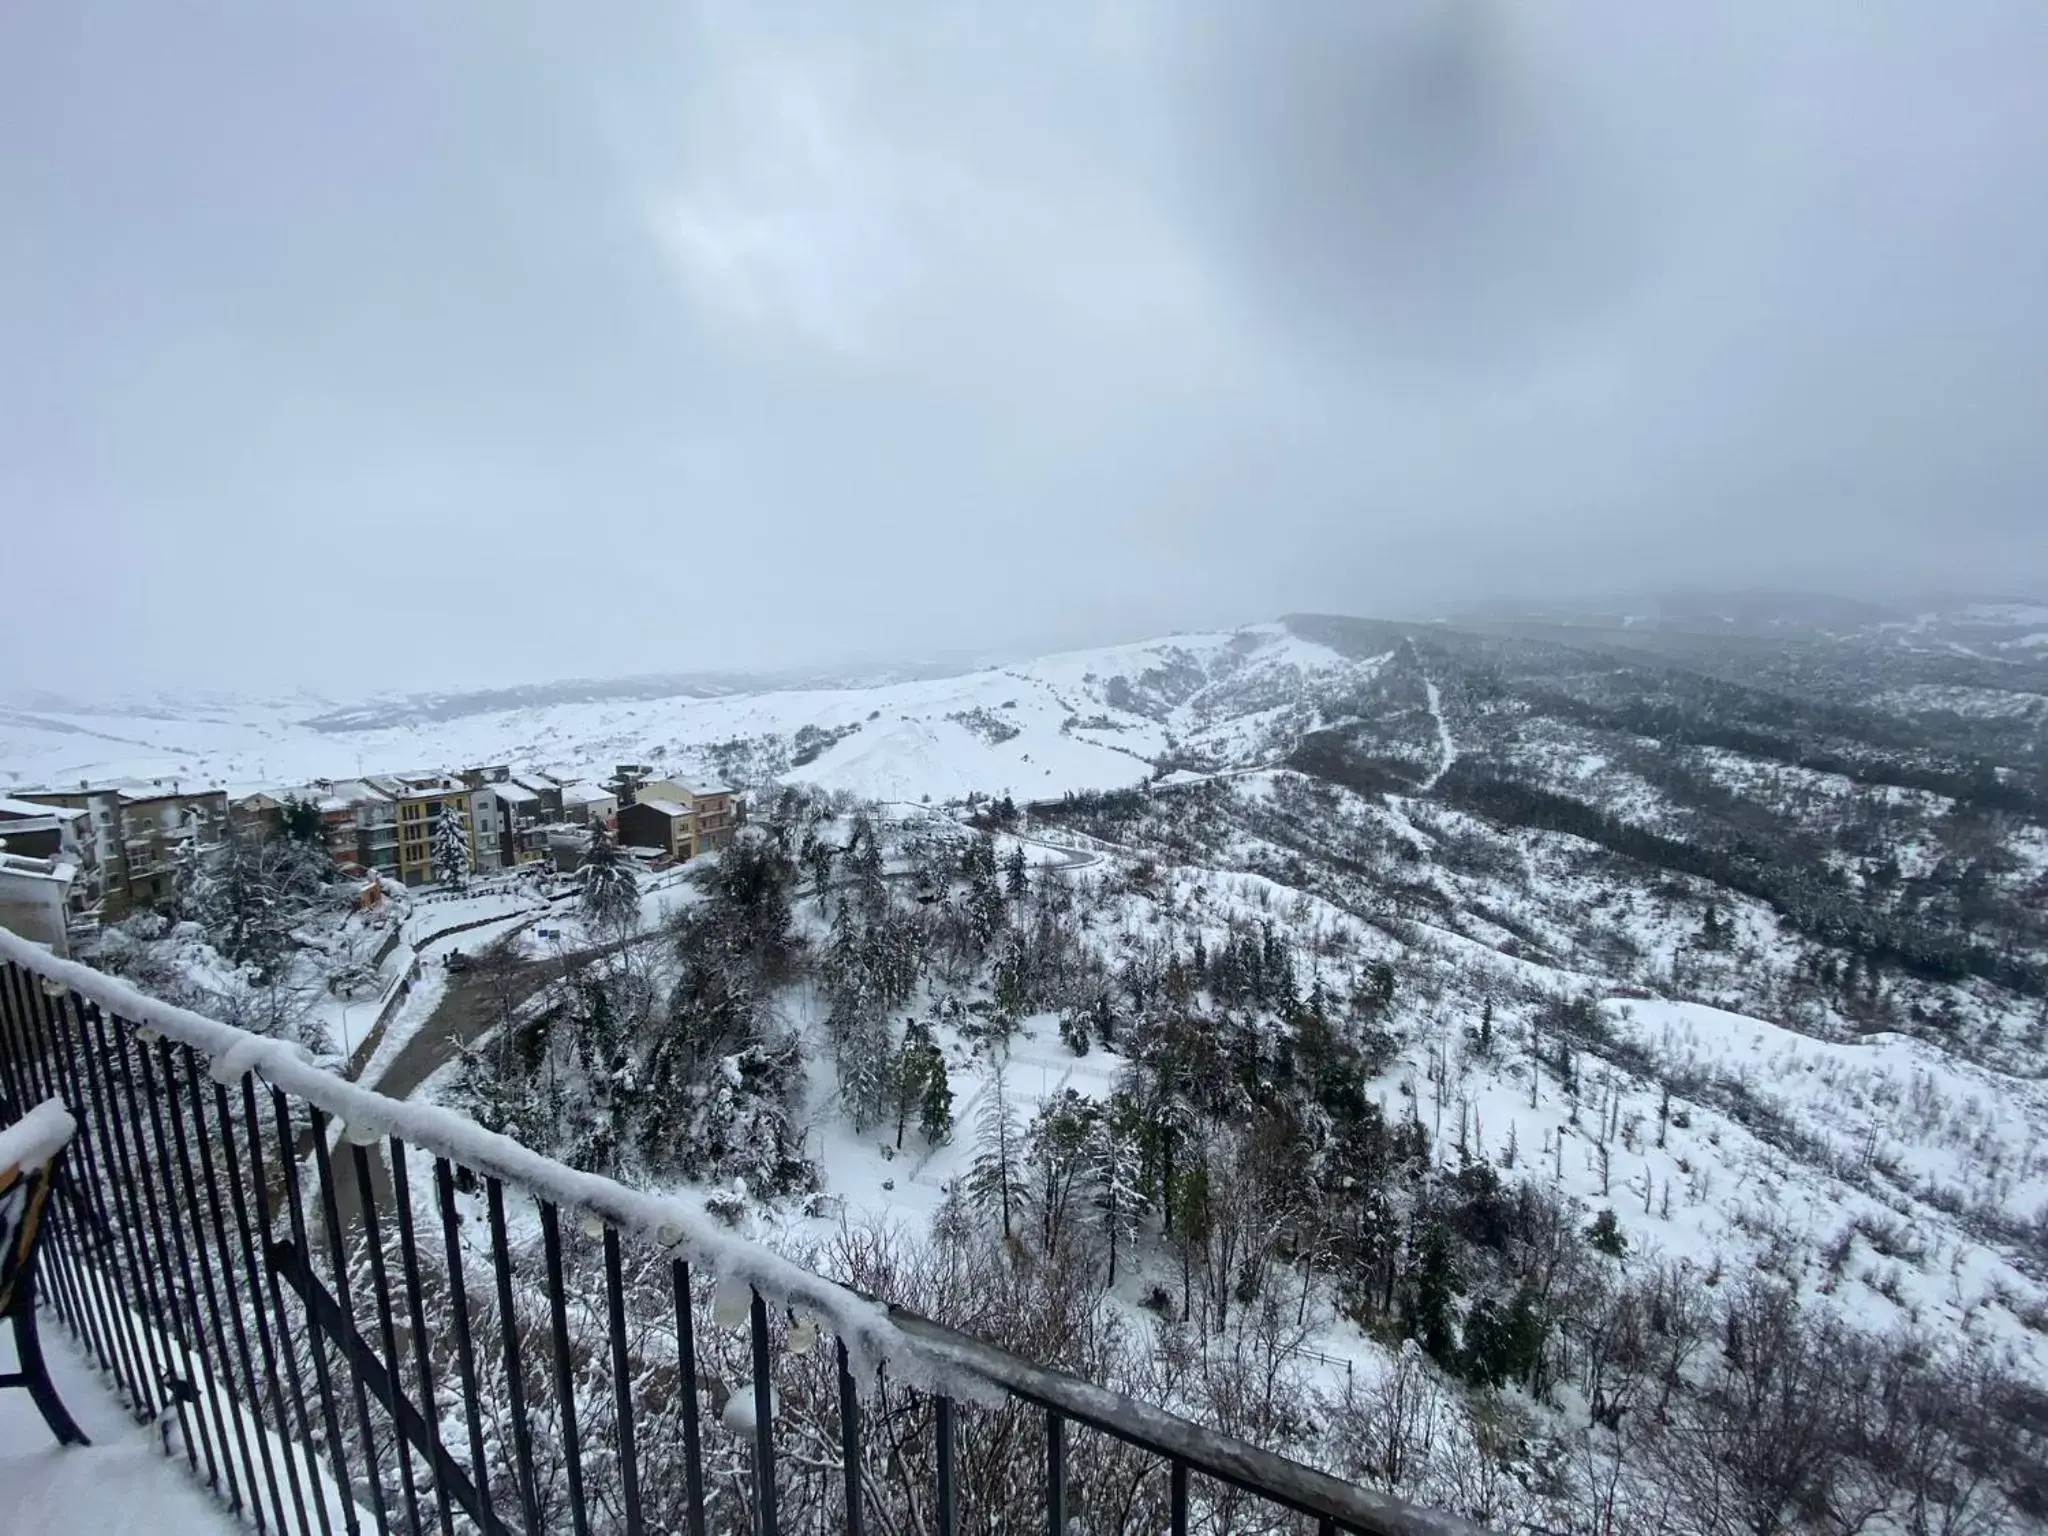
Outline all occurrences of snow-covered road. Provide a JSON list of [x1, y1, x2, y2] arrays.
[[1417, 677, 1457, 792]]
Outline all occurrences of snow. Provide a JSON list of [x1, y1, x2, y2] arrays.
[[0, 925, 960, 1397], [1415, 677, 1457, 793], [634, 796, 690, 819], [0, 1324, 237, 1535], [0, 796, 82, 821], [0, 853, 77, 884], [0, 1097, 76, 1173], [0, 625, 1357, 811]]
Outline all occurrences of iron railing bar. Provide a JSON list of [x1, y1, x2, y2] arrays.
[[137, 1034, 242, 1503], [109, 1003, 224, 1485], [353, 1140, 427, 1535], [268, 1238, 514, 1536], [2, 948, 1488, 1536], [1047, 1409, 1065, 1536], [602, 1226, 645, 1536], [36, 982, 157, 1418], [485, 1176, 543, 1534], [749, 1289, 778, 1536], [76, 999, 190, 1449], [433, 1158, 495, 1530], [214, 1073, 315, 1536], [670, 1259, 708, 1536], [309, 1106, 393, 1536], [884, 1306, 1486, 1536], [836, 1337, 865, 1536], [273, 1087, 363, 1536], [185, 1051, 291, 1536], [164, 1041, 270, 1530], [3, 967, 111, 1377], [12, 971, 139, 1404], [389, 1141, 457, 1536], [241, 1074, 336, 1536], [538, 1201, 592, 1536], [935, 1395, 956, 1536]]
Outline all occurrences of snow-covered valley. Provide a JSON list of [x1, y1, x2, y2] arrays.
[[11, 600, 2048, 1533]]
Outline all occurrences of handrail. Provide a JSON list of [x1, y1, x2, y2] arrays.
[[0, 925, 1486, 1536]]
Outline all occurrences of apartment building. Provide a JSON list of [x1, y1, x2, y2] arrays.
[[490, 779, 552, 867], [362, 772, 502, 886], [13, 778, 226, 915], [233, 782, 384, 872], [0, 852, 82, 957], [559, 781, 617, 829], [616, 793, 693, 862], [0, 797, 92, 872], [613, 776, 738, 863]]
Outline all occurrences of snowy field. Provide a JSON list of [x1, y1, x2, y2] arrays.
[[0, 625, 1356, 806]]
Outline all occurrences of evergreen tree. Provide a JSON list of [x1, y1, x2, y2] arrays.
[[799, 829, 836, 899], [917, 1040, 954, 1146], [1087, 1093, 1148, 1286], [888, 1019, 950, 1150], [1025, 1090, 1095, 1255], [845, 810, 887, 913], [581, 823, 640, 931], [1003, 844, 1029, 902], [280, 794, 325, 847], [837, 1008, 892, 1133], [968, 1057, 1023, 1238], [1587, 1207, 1628, 1258], [432, 805, 473, 891]]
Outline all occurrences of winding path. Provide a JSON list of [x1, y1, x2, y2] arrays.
[[1416, 677, 1457, 792]]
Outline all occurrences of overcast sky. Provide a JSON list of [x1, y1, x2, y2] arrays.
[[5, 2, 2046, 698]]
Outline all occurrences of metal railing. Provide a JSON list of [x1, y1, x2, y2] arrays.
[[0, 929, 1479, 1536]]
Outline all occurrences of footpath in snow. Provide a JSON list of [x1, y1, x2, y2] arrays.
[[1417, 676, 1457, 792]]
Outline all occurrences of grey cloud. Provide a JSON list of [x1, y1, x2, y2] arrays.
[[3, 2, 2045, 700]]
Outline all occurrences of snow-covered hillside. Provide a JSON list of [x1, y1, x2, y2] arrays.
[[0, 623, 1363, 802]]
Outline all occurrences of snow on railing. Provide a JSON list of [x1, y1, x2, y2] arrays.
[[0, 924, 1485, 1536], [0, 924, 916, 1389]]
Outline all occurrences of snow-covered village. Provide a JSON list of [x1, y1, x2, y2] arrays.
[[10, 5, 2048, 1534]]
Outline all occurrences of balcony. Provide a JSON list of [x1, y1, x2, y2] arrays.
[[0, 932, 1477, 1536]]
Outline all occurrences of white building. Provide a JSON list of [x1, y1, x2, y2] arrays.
[[0, 853, 80, 958]]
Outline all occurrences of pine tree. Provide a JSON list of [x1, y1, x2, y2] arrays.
[[1004, 844, 1028, 902], [581, 823, 639, 931], [917, 1042, 954, 1146], [1087, 1094, 1148, 1287], [968, 1057, 1022, 1238], [280, 794, 325, 847], [432, 805, 473, 891], [1025, 1091, 1094, 1255], [836, 1008, 892, 1132]]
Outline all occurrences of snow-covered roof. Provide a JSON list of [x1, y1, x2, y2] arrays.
[[0, 815, 74, 839], [0, 796, 82, 822], [559, 782, 615, 805], [0, 853, 78, 885], [492, 782, 540, 805], [513, 773, 564, 794], [679, 777, 732, 797], [633, 796, 690, 820]]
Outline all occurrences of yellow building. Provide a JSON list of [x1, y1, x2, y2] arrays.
[[364, 773, 495, 886]]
